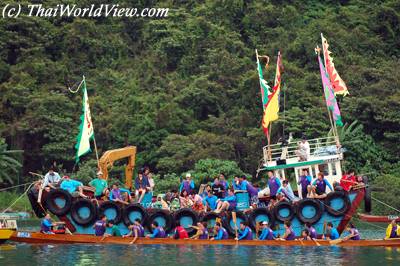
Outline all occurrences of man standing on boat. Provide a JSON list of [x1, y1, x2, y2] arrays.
[[295, 136, 310, 161], [298, 169, 312, 199], [267, 171, 281, 197]]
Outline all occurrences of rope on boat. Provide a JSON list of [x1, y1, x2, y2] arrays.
[[0, 182, 35, 214], [0, 182, 32, 192], [371, 196, 400, 214]]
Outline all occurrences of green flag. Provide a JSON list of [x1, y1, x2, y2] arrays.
[[75, 80, 94, 163]]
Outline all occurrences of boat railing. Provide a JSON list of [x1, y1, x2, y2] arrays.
[[262, 136, 340, 164]]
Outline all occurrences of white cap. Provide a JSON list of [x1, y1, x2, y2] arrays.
[[262, 221, 268, 225], [97, 171, 103, 176], [186, 173, 191, 178]]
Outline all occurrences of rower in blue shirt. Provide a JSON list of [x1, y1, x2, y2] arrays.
[[236, 221, 253, 240], [211, 222, 228, 240], [258, 221, 275, 240], [146, 221, 166, 238], [325, 222, 339, 240]]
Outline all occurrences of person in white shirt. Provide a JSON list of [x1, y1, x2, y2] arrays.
[[295, 137, 310, 161], [37, 167, 61, 203]]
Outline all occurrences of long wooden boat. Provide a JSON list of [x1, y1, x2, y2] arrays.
[[9, 231, 400, 247], [358, 213, 400, 223]]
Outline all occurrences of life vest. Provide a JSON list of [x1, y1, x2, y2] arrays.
[[268, 177, 280, 196], [315, 179, 327, 194], [199, 229, 209, 239], [156, 227, 166, 238], [299, 176, 311, 192], [219, 227, 228, 240], [94, 220, 106, 236], [243, 226, 253, 240], [350, 228, 360, 240], [308, 226, 317, 239], [175, 226, 189, 239], [286, 227, 296, 240]]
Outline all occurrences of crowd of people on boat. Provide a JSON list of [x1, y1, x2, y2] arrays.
[[36, 165, 365, 214]]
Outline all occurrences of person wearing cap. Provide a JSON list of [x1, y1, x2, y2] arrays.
[[60, 175, 88, 198], [258, 221, 275, 240], [89, 171, 109, 200], [179, 173, 195, 194]]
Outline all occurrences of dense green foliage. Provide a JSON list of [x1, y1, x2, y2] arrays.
[[0, 0, 399, 210], [0, 137, 23, 184]]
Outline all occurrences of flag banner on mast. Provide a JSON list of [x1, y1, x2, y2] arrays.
[[262, 51, 282, 136], [318, 55, 344, 127], [257, 54, 271, 110], [75, 79, 95, 163], [321, 34, 349, 96]]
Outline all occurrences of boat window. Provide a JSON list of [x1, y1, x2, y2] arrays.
[[318, 164, 329, 176]]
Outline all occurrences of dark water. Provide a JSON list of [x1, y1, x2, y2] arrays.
[[0, 220, 399, 265]]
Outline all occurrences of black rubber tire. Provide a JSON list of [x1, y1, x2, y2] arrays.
[[249, 207, 276, 230], [27, 188, 46, 218], [201, 212, 222, 228], [45, 189, 72, 216], [296, 198, 324, 224], [70, 199, 97, 226], [226, 211, 248, 236], [147, 209, 174, 234], [122, 204, 147, 226], [363, 176, 372, 213], [325, 191, 351, 217], [273, 201, 295, 223], [98, 201, 122, 225], [173, 208, 199, 236]]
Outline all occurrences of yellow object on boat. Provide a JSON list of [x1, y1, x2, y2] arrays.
[[0, 229, 16, 243]]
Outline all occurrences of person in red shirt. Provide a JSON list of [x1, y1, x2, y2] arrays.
[[172, 221, 189, 239], [340, 170, 358, 191]]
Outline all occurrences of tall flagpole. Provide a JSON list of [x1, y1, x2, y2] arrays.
[[83, 75, 100, 169], [320, 34, 338, 142], [256, 49, 272, 161]]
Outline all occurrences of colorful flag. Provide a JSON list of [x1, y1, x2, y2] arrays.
[[262, 52, 283, 136], [321, 34, 349, 96], [318, 54, 344, 127], [257, 55, 271, 109], [75, 79, 95, 162]]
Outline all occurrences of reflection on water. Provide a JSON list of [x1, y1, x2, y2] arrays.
[[0, 220, 398, 265], [1, 244, 399, 266]]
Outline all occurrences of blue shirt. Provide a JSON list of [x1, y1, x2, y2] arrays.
[[149, 227, 166, 238], [238, 226, 253, 240], [277, 184, 298, 201], [203, 195, 218, 210], [60, 179, 82, 193], [232, 180, 241, 190], [215, 227, 228, 240], [312, 178, 334, 191], [329, 228, 340, 240], [259, 227, 274, 240]]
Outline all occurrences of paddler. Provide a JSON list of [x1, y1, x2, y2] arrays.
[[343, 223, 360, 240], [146, 221, 166, 238], [190, 222, 209, 239], [235, 221, 253, 240], [40, 213, 58, 234], [93, 215, 107, 236], [172, 221, 189, 239], [301, 229, 311, 240], [277, 221, 296, 240], [385, 219, 400, 239], [107, 220, 122, 237], [258, 221, 275, 240], [324, 222, 339, 240], [305, 222, 317, 239], [123, 219, 144, 243], [210, 222, 228, 240]]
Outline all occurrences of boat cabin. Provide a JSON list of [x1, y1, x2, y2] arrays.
[[259, 136, 343, 197]]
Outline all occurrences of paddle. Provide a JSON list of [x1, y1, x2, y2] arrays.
[[312, 238, 321, 246], [329, 238, 344, 245]]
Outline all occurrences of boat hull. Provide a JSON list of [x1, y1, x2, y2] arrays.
[[9, 231, 400, 247], [0, 229, 16, 243], [358, 213, 400, 223]]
